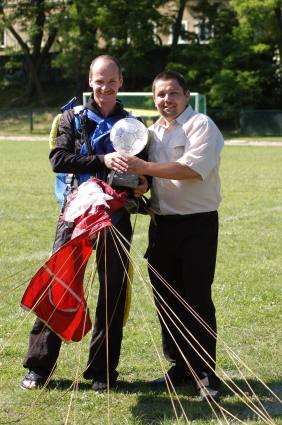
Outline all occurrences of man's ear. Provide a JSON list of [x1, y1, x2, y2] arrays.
[[186, 90, 190, 102]]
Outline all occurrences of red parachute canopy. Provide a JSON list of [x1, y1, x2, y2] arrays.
[[21, 178, 127, 342]]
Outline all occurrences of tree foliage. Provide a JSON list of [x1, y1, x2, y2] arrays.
[[52, 0, 100, 96], [230, 0, 282, 105], [0, 0, 68, 103], [166, 0, 282, 120], [54, 0, 168, 91], [0, 0, 281, 113]]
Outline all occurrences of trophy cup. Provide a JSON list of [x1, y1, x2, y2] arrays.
[[108, 118, 149, 188]]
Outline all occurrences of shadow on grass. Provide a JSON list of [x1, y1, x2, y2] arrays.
[[128, 378, 282, 424], [47, 378, 91, 391], [48, 377, 282, 423]]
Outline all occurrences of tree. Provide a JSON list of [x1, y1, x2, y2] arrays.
[[0, 0, 69, 103], [55, 0, 168, 91], [229, 0, 282, 105], [230, 0, 282, 64], [164, 0, 282, 126], [170, 0, 187, 50], [53, 0, 100, 97], [166, 1, 236, 90]]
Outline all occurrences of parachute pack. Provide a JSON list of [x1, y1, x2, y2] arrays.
[[49, 97, 83, 151], [49, 97, 82, 206]]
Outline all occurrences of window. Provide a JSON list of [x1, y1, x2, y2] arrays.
[[194, 18, 214, 44], [168, 20, 188, 45]]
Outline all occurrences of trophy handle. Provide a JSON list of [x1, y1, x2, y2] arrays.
[[107, 170, 115, 186]]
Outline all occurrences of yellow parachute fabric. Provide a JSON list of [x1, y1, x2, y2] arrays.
[[123, 261, 133, 326], [49, 113, 62, 150]]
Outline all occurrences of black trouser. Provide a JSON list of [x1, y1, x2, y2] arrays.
[[23, 211, 132, 383], [147, 211, 218, 377]]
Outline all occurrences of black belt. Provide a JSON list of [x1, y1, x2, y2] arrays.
[[155, 210, 217, 223]]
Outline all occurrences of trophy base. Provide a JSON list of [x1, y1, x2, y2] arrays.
[[107, 171, 139, 188]]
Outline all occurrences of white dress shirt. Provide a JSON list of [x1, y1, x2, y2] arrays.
[[149, 105, 224, 215]]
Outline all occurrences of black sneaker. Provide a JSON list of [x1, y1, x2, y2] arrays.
[[151, 365, 192, 388], [91, 380, 116, 392], [21, 370, 47, 390], [196, 371, 220, 402]]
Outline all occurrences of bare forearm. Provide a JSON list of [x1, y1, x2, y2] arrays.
[[127, 157, 201, 180], [145, 161, 200, 179]]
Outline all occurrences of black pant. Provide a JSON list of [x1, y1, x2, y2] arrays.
[[147, 211, 218, 377], [23, 211, 132, 383]]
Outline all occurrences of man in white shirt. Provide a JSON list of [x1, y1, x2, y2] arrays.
[[126, 71, 224, 402]]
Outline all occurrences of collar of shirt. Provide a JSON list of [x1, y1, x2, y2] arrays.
[[86, 95, 125, 117], [154, 104, 195, 130]]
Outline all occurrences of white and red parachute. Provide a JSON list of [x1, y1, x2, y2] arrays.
[[21, 178, 127, 342]]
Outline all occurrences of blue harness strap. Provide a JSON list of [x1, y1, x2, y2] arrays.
[[55, 173, 67, 204], [78, 109, 127, 184], [80, 109, 122, 154]]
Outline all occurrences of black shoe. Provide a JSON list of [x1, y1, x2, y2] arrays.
[[151, 365, 192, 388], [196, 371, 220, 402], [91, 380, 116, 392], [21, 370, 47, 390]]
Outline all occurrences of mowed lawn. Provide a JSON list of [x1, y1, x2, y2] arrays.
[[0, 140, 281, 425]]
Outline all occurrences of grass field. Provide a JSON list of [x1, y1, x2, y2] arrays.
[[0, 109, 160, 136], [0, 140, 281, 424], [1, 109, 282, 141]]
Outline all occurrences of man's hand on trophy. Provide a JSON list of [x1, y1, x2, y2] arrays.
[[126, 156, 147, 176], [104, 152, 128, 173]]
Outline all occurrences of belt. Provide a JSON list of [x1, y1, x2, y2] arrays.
[[155, 210, 217, 223]]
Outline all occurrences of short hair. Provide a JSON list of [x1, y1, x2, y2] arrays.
[[89, 55, 122, 78], [152, 70, 189, 94]]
